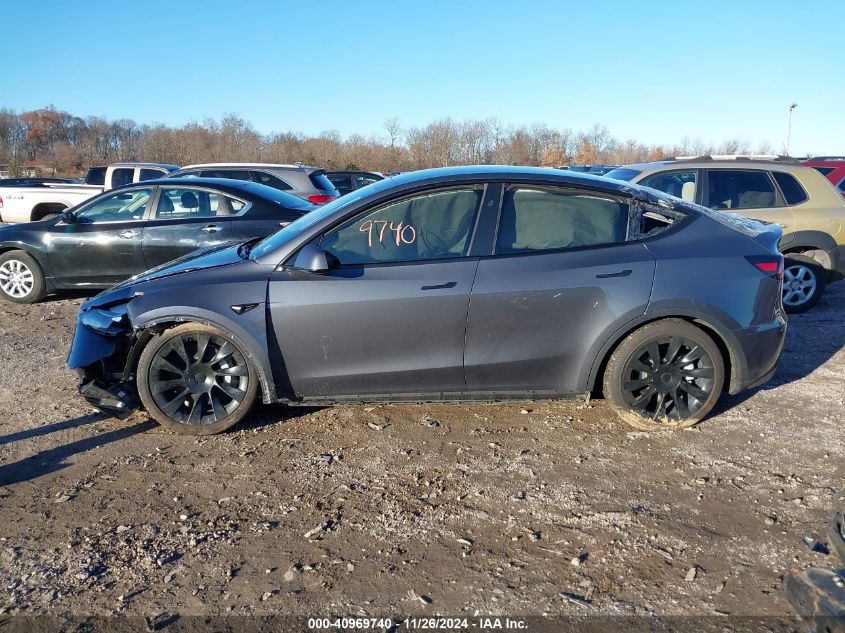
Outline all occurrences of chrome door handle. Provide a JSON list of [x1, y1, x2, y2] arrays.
[[201, 224, 221, 233], [118, 229, 136, 239], [279, 221, 291, 227]]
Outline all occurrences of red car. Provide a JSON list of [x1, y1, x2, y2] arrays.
[[802, 157, 845, 196]]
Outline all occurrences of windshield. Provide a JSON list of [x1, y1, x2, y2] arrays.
[[251, 191, 364, 258], [604, 168, 642, 182]]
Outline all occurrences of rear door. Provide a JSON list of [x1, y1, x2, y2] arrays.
[[464, 185, 655, 395], [141, 186, 240, 268]]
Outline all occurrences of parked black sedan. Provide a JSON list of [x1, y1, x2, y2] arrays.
[[0, 178, 315, 303]]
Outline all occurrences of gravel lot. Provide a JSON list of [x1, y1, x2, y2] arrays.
[[0, 283, 843, 623]]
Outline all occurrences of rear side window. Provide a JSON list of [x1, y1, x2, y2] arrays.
[[155, 188, 233, 218], [252, 171, 293, 191], [772, 172, 808, 205], [139, 168, 165, 182], [706, 170, 779, 210], [811, 166, 835, 176], [354, 174, 382, 189], [639, 170, 697, 202], [309, 171, 338, 193], [199, 169, 252, 181], [86, 167, 107, 185], [496, 188, 628, 254], [111, 168, 134, 188]]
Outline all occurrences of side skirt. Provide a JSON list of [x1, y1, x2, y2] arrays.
[[277, 391, 589, 406]]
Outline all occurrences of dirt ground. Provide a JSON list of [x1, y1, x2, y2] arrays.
[[0, 282, 843, 624]]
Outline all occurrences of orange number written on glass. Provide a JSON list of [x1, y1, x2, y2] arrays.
[[359, 219, 417, 247]]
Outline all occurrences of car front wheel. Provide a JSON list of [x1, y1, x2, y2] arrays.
[[782, 255, 826, 314], [137, 323, 259, 435], [0, 250, 47, 304], [603, 319, 725, 431]]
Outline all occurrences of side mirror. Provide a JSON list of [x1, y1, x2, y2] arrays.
[[59, 210, 76, 224], [291, 242, 329, 273]]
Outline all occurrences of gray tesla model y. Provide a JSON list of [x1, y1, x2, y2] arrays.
[[67, 166, 787, 434]]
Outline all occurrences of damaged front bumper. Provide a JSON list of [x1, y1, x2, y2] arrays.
[[67, 291, 142, 419]]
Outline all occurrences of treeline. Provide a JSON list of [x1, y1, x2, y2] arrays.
[[0, 106, 775, 176]]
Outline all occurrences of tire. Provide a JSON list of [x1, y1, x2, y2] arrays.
[[602, 319, 725, 431], [782, 254, 826, 314], [137, 323, 259, 435], [0, 250, 47, 304]]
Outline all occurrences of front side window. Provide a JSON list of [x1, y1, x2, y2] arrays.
[[111, 168, 134, 188], [639, 170, 698, 202], [772, 171, 808, 205], [154, 188, 234, 219], [707, 170, 779, 210], [496, 188, 628, 254], [321, 188, 482, 265], [75, 188, 152, 223]]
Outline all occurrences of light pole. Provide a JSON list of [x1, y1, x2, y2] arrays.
[[785, 103, 798, 156]]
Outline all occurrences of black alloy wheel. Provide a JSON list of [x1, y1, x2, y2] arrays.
[[138, 323, 258, 434], [603, 319, 725, 430]]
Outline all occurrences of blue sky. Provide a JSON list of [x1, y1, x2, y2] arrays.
[[2, 0, 842, 155]]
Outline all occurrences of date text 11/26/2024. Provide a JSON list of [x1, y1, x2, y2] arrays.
[[307, 617, 528, 630]]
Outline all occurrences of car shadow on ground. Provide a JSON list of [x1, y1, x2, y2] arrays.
[[0, 414, 157, 486], [711, 289, 845, 416], [233, 404, 325, 432]]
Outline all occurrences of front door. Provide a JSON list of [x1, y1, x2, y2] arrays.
[[268, 187, 485, 398], [48, 187, 151, 287], [464, 185, 656, 394]]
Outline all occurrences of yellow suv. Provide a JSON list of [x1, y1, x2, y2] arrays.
[[606, 156, 845, 312]]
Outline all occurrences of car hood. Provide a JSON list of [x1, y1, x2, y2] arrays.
[[106, 241, 246, 294]]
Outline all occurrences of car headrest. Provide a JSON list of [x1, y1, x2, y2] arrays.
[[181, 191, 199, 209]]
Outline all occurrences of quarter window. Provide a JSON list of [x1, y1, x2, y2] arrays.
[[772, 172, 808, 205], [154, 188, 234, 219], [495, 188, 628, 254], [639, 170, 697, 202], [321, 188, 482, 265], [75, 188, 152, 223], [706, 170, 779, 210], [252, 171, 293, 191]]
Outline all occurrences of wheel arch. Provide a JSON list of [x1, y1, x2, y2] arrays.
[[126, 309, 278, 405], [0, 244, 52, 282], [587, 313, 740, 396], [781, 230, 839, 273], [30, 202, 69, 221]]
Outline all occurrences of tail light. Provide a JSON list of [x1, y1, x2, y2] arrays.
[[746, 255, 784, 280], [307, 194, 335, 205], [0, 195, 3, 208]]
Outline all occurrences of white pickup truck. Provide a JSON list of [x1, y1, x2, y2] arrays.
[[0, 162, 178, 223]]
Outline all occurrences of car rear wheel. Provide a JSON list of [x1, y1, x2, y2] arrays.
[[137, 323, 258, 435], [0, 251, 47, 304], [603, 319, 725, 431], [782, 255, 825, 314]]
